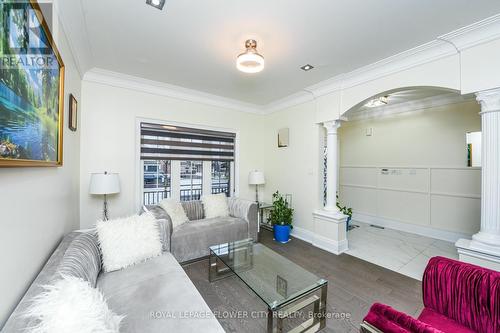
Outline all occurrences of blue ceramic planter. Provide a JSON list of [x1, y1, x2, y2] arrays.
[[273, 224, 291, 243]]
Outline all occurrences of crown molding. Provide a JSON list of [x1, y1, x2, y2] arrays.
[[439, 13, 500, 51], [83, 68, 263, 114], [345, 93, 475, 121], [263, 91, 316, 113]]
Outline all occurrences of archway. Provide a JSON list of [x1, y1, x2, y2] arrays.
[[336, 86, 481, 279]]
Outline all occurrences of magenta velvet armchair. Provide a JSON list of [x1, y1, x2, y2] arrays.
[[361, 256, 500, 333]]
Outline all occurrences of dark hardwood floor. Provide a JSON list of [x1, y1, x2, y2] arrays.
[[182, 229, 423, 332]]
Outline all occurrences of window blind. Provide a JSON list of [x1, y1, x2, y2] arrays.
[[140, 122, 235, 161]]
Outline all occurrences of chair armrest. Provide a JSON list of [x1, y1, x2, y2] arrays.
[[363, 303, 443, 333], [360, 322, 383, 333], [143, 205, 173, 252], [228, 198, 259, 242]]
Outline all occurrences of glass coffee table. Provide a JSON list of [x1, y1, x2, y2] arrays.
[[209, 239, 328, 333]]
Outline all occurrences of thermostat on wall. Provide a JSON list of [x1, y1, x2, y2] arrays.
[[365, 127, 373, 136]]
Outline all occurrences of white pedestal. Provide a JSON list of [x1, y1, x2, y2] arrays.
[[456, 239, 500, 271], [312, 210, 348, 255]]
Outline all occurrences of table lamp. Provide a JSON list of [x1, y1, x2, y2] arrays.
[[89, 171, 120, 220], [248, 170, 265, 203]]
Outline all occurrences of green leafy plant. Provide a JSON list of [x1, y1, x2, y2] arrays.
[[336, 194, 353, 218], [268, 191, 294, 227]]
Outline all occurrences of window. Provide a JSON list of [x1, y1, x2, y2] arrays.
[[140, 122, 235, 204], [180, 160, 203, 201], [212, 161, 230, 196], [143, 160, 171, 205]]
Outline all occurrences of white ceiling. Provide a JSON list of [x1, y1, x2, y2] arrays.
[[65, 0, 500, 105]]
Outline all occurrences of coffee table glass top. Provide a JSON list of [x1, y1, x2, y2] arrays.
[[209, 239, 327, 309]]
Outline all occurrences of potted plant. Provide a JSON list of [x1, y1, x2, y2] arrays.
[[336, 194, 353, 231], [268, 191, 294, 243]]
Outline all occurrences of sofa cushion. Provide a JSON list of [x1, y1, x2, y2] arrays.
[[96, 213, 162, 272], [181, 200, 205, 221], [96, 253, 224, 333], [418, 308, 475, 333], [24, 275, 123, 333], [171, 216, 249, 263], [201, 193, 229, 218], [159, 199, 189, 228], [58, 231, 102, 287]]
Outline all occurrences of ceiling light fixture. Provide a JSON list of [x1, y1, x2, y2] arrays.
[[236, 39, 265, 74], [365, 96, 389, 108], [146, 0, 166, 10], [301, 64, 314, 71]]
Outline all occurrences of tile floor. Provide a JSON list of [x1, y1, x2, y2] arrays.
[[346, 221, 459, 280]]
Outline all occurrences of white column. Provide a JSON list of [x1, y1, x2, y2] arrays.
[[472, 89, 500, 251], [312, 120, 348, 255], [323, 120, 341, 211], [456, 88, 500, 270]]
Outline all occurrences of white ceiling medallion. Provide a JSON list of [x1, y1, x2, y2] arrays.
[[236, 39, 265, 74], [365, 95, 389, 108]]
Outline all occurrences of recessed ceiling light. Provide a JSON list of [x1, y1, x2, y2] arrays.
[[365, 96, 389, 108], [236, 39, 265, 74], [146, 0, 166, 10], [301, 64, 314, 71]]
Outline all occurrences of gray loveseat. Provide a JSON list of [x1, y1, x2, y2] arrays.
[[146, 197, 258, 263]]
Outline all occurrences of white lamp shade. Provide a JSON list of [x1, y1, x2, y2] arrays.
[[248, 170, 265, 185], [89, 173, 120, 195]]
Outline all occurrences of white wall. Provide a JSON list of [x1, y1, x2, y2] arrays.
[[338, 100, 482, 241], [0, 12, 82, 328], [79, 80, 265, 228], [262, 101, 323, 233]]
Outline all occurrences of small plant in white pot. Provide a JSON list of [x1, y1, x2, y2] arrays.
[[268, 191, 294, 243]]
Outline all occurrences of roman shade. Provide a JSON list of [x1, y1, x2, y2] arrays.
[[140, 123, 235, 161]]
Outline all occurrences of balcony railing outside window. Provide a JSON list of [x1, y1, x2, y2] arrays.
[[180, 160, 203, 201], [211, 160, 230, 197]]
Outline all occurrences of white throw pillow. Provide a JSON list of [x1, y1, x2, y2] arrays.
[[24, 275, 123, 333], [96, 213, 162, 272], [202, 193, 230, 218], [159, 198, 189, 228]]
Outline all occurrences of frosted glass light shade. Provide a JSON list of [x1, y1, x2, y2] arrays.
[[89, 173, 120, 195], [236, 52, 265, 73], [248, 170, 265, 185]]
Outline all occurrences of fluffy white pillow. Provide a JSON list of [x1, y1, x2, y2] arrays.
[[24, 275, 123, 333], [159, 198, 189, 228], [96, 213, 162, 272], [202, 193, 230, 218]]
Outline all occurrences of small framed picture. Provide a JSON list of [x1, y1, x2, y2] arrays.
[[69, 94, 78, 131]]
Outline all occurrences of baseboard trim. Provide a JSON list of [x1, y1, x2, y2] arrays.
[[291, 226, 315, 243], [353, 212, 471, 243], [312, 234, 349, 255], [291, 226, 349, 255]]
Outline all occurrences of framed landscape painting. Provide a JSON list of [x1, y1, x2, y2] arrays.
[[0, 0, 65, 167]]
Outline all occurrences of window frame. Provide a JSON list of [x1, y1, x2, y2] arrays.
[[136, 118, 239, 210]]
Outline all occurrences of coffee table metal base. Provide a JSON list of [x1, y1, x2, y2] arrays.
[[209, 250, 328, 333]]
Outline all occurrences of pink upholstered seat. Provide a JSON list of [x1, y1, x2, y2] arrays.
[[418, 308, 475, 333], [363, 256, 500, 333]]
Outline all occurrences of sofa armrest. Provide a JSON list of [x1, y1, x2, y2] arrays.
[[228, 198, 259, 242], [143, 205, 173, 252]]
